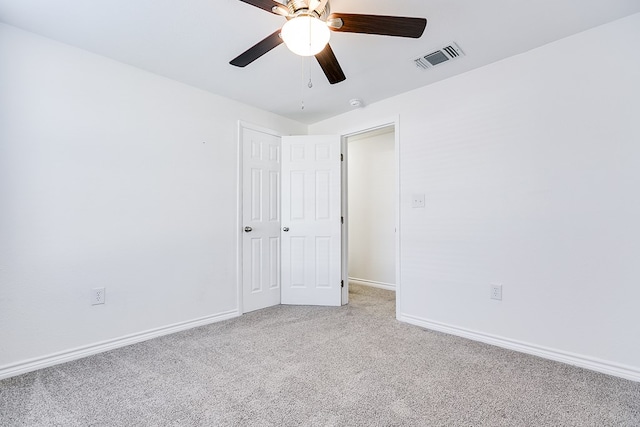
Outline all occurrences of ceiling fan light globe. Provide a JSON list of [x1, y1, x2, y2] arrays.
[[281, 16, 330, 56]]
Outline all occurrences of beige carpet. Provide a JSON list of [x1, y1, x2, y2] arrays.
[[1, 284, 639, 426]]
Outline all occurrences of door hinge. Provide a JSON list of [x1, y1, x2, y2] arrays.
[[341, 216, 344, 224], [340, 153, 344, 161], [341, 280, 344, 288]]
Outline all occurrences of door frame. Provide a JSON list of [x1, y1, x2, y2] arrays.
[[339, 116, 401, 319], [236, 121, 283, 315]]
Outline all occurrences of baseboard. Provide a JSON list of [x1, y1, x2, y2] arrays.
[[399, 313, 640, 383], [349, 277, 396, 291], [0, 309, 239, 380]]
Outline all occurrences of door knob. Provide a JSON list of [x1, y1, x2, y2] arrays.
[[282, 227, 289, 232], [244, 226, 252, 232]]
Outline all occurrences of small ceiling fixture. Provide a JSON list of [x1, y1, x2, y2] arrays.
[[281, 15, 331, 56], [349, 98, 363, 108]]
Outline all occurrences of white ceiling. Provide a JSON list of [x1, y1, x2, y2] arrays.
[[1, 0, 639, 124]]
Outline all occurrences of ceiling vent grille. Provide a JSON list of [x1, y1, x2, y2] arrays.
[[414, 42, 465, 69]]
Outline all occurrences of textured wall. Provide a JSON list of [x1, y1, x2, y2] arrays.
[[0, 24, 305, 372], [311, 14, 640, 378]]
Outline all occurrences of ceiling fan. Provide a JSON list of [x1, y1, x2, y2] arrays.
[[230, 0, 427, 84]]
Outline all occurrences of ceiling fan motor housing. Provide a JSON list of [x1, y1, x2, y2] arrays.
[[285, 0, 330, 19]]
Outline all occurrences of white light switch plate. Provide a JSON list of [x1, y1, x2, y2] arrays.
[[490, 284, 502, 301]]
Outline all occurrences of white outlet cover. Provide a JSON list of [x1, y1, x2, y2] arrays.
[[412, 194, 425, 208]]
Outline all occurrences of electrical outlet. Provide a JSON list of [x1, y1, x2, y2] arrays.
[[412, 194, 425, 208], [91, 287, 106, 305], [490, 284, 502, 301]]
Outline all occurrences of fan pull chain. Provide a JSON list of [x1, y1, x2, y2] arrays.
[[301, 56, 313, 109], [307, 53, 313, 88], [306, 16, 314, 89], [301, 56, 305, 110], [300, 56, 314, 110]]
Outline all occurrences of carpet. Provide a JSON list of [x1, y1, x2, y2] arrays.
[[1, 284, 639, 426]]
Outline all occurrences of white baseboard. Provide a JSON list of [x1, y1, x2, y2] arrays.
[[399, 313, 640, 383], [349, 277, 396, 291], [0, 309, 239, 380]]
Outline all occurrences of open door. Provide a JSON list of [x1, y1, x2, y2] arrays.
[[241, 127, 282, 313], [281, 135, 342, 306]]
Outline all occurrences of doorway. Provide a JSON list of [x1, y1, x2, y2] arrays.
[[346, 126, 396, 289], [342, 122, 399, 316], [238, 122, 399, 315]]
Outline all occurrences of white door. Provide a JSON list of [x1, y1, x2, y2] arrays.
[[281, 135, 342, 306], [242, 128, 281, 312]]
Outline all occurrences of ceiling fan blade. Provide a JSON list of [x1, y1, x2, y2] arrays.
[[237, 0, 285, 15], [327, 13, 427, 38], [315, 44, 346, 85], [230, 30, 283, 67]]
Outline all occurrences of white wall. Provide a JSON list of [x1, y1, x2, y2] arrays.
[[347, 129, 395, 289], [311, 14, 640, 380], [0, 24, 306, 376]]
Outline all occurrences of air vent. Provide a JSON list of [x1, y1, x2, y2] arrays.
[[414, 42, 465, 69]]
